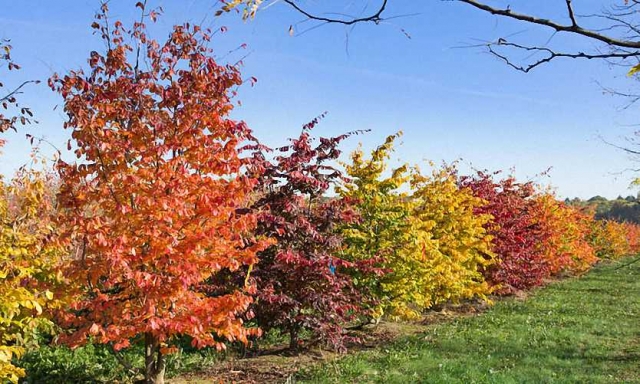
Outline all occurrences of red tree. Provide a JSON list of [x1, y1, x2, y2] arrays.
[[459, 172, 550, 292], [50, 5, 269, 383], [247, 119, 371, 352]]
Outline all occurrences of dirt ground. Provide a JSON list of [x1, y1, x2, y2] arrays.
[[169, 300, 492, 383]]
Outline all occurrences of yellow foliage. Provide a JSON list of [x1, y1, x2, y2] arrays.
[[408, 165, 495, 313], [217, 0, 264, 20], [339, 134, 493, 320], [338, 133, 415, 319], [0, 162, 62, 382], [628, 63, 640, 77], [589, 219, 631, 259]]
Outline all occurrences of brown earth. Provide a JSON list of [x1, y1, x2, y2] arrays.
[[169, 299, 494, 384]]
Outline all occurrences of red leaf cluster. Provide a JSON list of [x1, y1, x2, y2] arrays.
[[460, 172, 550, 291], [245, 120, 372, 352]]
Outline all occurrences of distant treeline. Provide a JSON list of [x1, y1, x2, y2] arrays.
[[566, 195, 640, 224]]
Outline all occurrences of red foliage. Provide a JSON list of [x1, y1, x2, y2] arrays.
[[246, 118, 372, 352], [459, 172, 550, 292]]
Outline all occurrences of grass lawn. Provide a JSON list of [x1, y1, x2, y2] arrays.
[[297, 258, 640, 383]]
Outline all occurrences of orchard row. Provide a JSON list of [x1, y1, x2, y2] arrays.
[[1, 9, 638, 383]]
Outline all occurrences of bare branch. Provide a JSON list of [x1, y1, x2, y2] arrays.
[[595, 80, 640, 110], [282, 0, 388, 25], [600, 135, 640, 156], [566, 0, 578, 27], [486, 40, 640, 73], [262, 1, 640, 74], [458, 0, 640, 49], [0, 80, 38, 104], [108, 343, 142, 377]]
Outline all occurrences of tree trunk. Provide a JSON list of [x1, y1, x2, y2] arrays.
[[289, 325, 300, 352], [144, 333, 166, 384]]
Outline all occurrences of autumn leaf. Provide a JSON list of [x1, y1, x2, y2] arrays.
[[51, 8, 269, 383]]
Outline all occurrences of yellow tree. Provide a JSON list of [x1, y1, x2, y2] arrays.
[[589, 219, 632, 260], [0, 160, 62, 383], [0, 37, 61, 383], [409, 165, 494, 310], [339, 135, 493, 319], [338, 132, 417, 319]]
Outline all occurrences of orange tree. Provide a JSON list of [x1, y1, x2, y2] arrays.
[[532, 194, 597, 274], [50, 5, 269, 383], [623, 222, 640, 254]]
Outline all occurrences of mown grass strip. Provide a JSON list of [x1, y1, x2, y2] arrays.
[[298, 258, 640, 383]]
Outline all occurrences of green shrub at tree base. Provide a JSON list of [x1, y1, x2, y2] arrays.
[[18, 344, 129, 383]]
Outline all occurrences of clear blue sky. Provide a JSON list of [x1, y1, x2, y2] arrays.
[[1, 0, 640, 199]]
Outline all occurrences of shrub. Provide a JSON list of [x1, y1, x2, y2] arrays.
[[532, 194, 598, 274], [18, 344, 127, 383], [409, 165, 495, 309], [245, 120, 370, 352], [589, 220, 631, 259], [460, 172, 549, 291], [338, 133, 415, 319], [1, 164, 62, 383]]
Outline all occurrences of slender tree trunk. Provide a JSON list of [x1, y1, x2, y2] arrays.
[[144, 333, 166, 384], [289, 324, 300, 352]]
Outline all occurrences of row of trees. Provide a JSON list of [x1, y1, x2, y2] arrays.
[[2, 5, 640, 384], [566, 195, 640, 224]]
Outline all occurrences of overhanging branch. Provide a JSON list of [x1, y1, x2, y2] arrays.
[[282, 0, 388, 25], [458, 0, 640, 49], [486, 40, 640, 73]]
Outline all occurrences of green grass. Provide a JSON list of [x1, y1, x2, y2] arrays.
[[298, 258, 640, 383]]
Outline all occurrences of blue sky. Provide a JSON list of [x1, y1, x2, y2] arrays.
[[2, 0, 640, 199]]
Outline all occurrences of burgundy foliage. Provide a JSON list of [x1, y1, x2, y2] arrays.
[[246, 117, 371, 352]]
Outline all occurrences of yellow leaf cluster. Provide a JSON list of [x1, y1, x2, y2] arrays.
[[589, 219, 632, 260], [339, 134, 494, 320], [338, 133, 413, 319], [628, 63, 640, 77], [408, 165, 495, 314], [218, 0, 264, 20], [0, 165, 62, 383]]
